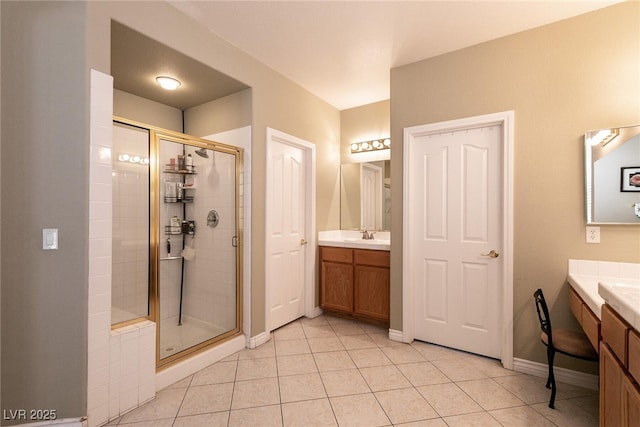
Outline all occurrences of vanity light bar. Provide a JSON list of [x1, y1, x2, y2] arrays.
[[118, 153, 150, 165], [588, 128, 619, 147], [351, 138, 391, 153]]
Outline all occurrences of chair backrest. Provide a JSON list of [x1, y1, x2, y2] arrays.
[[534, 288, 553, 344]]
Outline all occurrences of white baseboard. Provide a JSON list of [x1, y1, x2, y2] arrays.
[[313, 306, 323, 317], [246, 331, 271, 349], [388, 329, 403, 342], [513, 357, 599, 390]]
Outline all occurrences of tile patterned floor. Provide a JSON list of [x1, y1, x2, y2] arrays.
[[106, 314, 598, 426]]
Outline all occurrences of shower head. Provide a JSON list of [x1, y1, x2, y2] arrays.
[[194, 148, 209, 158]]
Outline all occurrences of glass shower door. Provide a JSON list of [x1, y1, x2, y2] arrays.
[[156, 133, 242, 367]]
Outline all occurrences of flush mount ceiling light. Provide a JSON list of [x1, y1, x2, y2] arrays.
[[351, 138, 391, 153], [155, 76, 181, 91]]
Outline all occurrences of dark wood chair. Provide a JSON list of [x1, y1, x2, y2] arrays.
[[533, 288, 598, 408]]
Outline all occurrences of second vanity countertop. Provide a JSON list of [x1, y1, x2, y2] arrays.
[[567, 259, 640, 328], [319, 230, 390, 251]]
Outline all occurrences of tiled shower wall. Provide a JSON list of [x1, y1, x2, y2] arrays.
[[89, 70, 155, 427], [182, 149, 238, 331], [112, 123, 149, 322], [159, 140, 185, 323]]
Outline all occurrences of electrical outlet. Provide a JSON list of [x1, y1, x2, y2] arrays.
[[586, 226, 600, 244]]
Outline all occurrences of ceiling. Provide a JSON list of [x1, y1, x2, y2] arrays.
[[113, 1, 624, 112], [111, 21, 249, 110], [168, 0, 622, 111]]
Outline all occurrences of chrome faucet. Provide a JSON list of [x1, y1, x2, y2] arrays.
[[361, 230, 375, 240]]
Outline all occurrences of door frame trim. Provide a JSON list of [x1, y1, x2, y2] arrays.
[[265, 127, 317, 334], [402, 111, 514, 369]]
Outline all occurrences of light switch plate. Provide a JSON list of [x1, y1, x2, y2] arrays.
[[43, 228, 58, 250]]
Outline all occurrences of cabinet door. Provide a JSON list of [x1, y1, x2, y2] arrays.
[[602, 304, 630, 365], [629, 330, 640, 384], [622, 373, 640, 426], [569, 287, 583, 323], [601, 343, 624, 427], [321, 261, 353, 313], [582, 304, 600, 353], [354, 264, 390, 321]]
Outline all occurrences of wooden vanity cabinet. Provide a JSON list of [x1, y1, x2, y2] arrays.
[[320, 246, 390, 324], [320, 247, 354, 313], [568, 287, 600, 352], [600, 303, 640, 426]]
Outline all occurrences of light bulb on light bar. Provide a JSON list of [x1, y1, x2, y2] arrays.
[[588, 128, 619, 147], [351, 138, 391, 153], [156, 76, 181, 90], [118, 153, 149, 165]]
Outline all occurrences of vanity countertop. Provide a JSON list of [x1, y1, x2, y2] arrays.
[[567, 259, 640, 323], [567, 274, 604, 319], [318, 230, 390, 251], [599, 281, 640, 330]]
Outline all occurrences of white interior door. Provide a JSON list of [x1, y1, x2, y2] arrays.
[[361, 163, 383, 231], [410, 125, 503, 358], [267, 137, 307, 331]]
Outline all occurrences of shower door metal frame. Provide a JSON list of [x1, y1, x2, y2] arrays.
[[113, 116, 244, 371]]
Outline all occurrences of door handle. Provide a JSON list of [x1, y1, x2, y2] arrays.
[[300, 239, 308, 246], [481, 250, 499, 258]]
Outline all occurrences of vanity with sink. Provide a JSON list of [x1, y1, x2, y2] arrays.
[[567, 259, 640, 425], [319, 230, 390, 325]]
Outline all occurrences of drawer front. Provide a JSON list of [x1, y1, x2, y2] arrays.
[[354, 249, 390, 267], [321, 246, 353, 264], [569, 287, 583, 323], [581, 304, 600, 353], [629, 330, 640, 384], [602, 304, 630, 365]]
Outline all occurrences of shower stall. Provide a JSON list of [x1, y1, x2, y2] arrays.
[[112, 118, 243, 369]]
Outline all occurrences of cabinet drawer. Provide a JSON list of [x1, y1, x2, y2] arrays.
[[321, 246, 353, 263], [581, 304, 600, 353], [602, 304, 630, 365], [354, 249, 390, 267], [629, 330, 640, 384], [569, 287, 583, 323]]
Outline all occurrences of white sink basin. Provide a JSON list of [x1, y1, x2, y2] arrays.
[[318, 230, 390, 251]]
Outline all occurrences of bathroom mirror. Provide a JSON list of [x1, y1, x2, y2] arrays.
[[340, 160, 391, 231], [585, 124, 640, 224]]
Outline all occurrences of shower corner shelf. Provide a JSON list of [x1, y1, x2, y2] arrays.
[[164, 196, 194, 203], [164, 225, 196, 236], [164, 166, 197, 175]]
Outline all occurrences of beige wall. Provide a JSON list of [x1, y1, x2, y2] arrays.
[[184, 88, 252, 137], [341, 100, 390, 164], [114, 89, 183, 131], [390, 1, 640, 372], [1, 1, 89, 419]]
